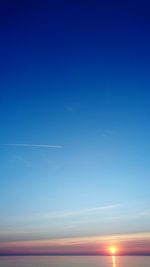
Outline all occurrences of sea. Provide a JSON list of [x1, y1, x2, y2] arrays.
[[0, 256, 150, 267]]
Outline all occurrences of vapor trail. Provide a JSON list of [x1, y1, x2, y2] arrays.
[[0, 144, 63, 149]]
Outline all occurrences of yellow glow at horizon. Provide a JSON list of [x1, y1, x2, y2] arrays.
[[109, 246, 117, 255]]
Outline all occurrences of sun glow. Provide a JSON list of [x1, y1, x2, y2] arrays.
[[109, 246, 118, 255]]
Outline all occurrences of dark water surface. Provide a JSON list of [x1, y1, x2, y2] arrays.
[[0, 256, 150, 267]]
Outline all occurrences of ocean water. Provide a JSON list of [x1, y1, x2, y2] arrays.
[[0, 256, 150, 267]]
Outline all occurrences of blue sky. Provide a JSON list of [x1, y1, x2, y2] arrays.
[[0, 0, 150, 254]]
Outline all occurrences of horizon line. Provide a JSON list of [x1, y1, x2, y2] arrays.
[[1, 253, 150, 256]]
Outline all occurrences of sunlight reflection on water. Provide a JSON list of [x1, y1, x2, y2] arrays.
[[112, 256, 116, 267]]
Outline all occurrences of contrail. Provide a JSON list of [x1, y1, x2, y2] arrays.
[[0, 144, 63, 149]]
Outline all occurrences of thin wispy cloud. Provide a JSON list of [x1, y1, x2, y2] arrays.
[[2, 203, 122, 224], [0, 203, 123, 242], [30, 203, 122, 220], [10, 154, 30, 167], [56, 203, 122, 218], [0, 144, 63, 149], [101, 129, 119, 138], [0, 232, 150, 249]]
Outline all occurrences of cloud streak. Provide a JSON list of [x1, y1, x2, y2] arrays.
[[0, 144, 63, 149], [1, 232, 150, 255], [1, 203, 122, 225], [50, 203, 122, 218]]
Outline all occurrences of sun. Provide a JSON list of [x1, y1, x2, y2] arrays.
[[109, 246, 118, 255]]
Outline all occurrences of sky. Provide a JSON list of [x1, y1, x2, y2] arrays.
[[0, 0, 150, 255]]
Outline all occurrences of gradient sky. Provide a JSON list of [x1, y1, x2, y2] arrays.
[[0, 0, 150, 255]]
